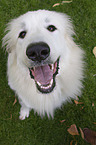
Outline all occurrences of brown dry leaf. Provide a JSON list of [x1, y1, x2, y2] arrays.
[[13, 97, 17, 106], [93, 46, 96, 58], [70, 140, 74, 145], [62, 0, 72, 3], [52, 3, 60, 7], [52, 0, 72, 7], [60, 119, 66, 123], [92, 103, 95, 107], [67, 124, 79, 135], [93, 122, 96, 125], [79, 127, 84, 139], [80, 106, 84, 110], [83, 128, 96, 145], [74, 100, 83, 105]]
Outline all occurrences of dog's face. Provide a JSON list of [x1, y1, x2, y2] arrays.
[[3, 10, 74, 94]]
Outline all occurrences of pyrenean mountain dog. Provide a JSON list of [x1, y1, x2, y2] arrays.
[[2, 10, 84, 120]]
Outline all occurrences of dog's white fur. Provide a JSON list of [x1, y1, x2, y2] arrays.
[[2, 10, 84, 120]]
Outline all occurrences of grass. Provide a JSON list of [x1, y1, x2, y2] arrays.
[[0, 0, 96, 145]]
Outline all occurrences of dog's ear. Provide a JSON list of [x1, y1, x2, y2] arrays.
[[2, 20, 16, 53]]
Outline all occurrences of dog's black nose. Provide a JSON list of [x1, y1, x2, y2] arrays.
[[26, 42, 50, 62]]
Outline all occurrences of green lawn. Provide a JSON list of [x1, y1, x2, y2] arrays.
[[0, 0, 96, 145]]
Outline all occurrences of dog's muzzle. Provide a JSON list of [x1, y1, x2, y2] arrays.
[[26, 42, 60, 94]]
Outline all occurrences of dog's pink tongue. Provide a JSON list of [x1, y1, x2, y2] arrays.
[[34, 65, 53, 85]]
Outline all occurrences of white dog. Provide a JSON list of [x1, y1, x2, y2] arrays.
[[2, 10, 84, 120]]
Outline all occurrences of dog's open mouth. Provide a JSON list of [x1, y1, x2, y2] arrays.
[[29, 58, 60, 93]]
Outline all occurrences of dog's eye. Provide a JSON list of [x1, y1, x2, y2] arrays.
[[18, 31, 27, 39], [47, 25, 57, 32]]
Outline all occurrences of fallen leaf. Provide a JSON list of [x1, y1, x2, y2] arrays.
[[74, 100, 83, 105], [93, 122, 96, 125], [92, 103, 94, 107], [52, 3, 60, 7], [83, 128, 96, 145], [60, 119, 66, 123], [93, 46, 96, 57], [70, 140, 74, 145], [79, 127, 84, 139], [70, 140, 77, 145], [67, 124, 79, 135], [13, 97, 17, 106], [52, 0, 72, 7], [75, 141, 77, 145], [80, 106, 84, 110], [62, 0, 72, 3]]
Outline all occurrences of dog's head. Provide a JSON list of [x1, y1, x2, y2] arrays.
[[2, 10, 75, 94]]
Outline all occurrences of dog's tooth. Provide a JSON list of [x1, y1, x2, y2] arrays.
[[49, 84, 51, 88], [37, 81, 41, 86], [39, 79, 53, 90], [51, 64, 54, 70], [41, 86, 46, 89], [50, 79, 53, 85]]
